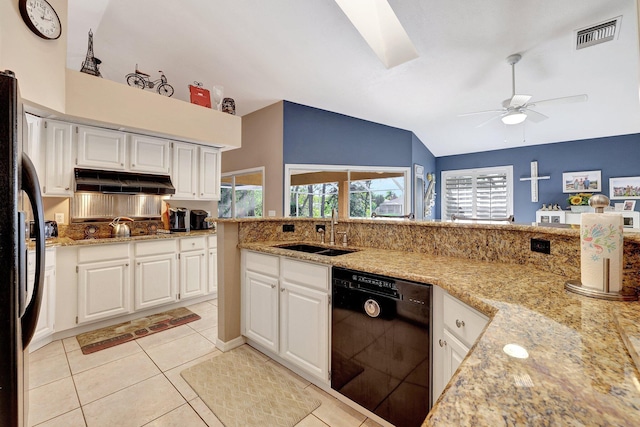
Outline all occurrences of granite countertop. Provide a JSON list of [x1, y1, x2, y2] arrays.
[[240, 241, 640, 426], [39, 229, 216, 248]]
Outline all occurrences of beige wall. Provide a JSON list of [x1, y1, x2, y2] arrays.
[[0, 0, 67, 112], [222, 101, 284, 216], [65, 70, 241, 148]]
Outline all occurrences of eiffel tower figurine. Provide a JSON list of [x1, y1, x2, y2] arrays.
[[80, 29, 102, 77]]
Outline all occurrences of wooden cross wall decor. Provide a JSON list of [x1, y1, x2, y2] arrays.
[[519, 161, 550, 203]]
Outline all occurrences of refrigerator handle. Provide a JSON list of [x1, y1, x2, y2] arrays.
[[20, 153, 45, 348]]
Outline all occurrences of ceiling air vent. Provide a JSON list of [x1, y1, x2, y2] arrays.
[[575, 16, 621, 50]]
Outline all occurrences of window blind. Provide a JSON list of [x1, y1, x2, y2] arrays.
[[442, 167, 512, 220]]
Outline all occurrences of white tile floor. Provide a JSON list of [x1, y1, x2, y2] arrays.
[[28, 299, 380, 427]]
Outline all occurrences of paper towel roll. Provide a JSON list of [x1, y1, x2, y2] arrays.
[[580, 213, 624, 292]]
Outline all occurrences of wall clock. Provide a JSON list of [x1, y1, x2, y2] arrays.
[[19, 0, 62, 40]]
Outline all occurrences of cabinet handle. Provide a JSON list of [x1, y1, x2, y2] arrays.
[[137, 262, 140, 265], [64, 187, 69, 191], [439, 339, 446, 347], [271, 284, 276, 289], [280, 288, 285, 292], [456, 319, 465, 328], [132, 164, 135, 167], [193, 193, 196, 196], [125, 263, 129, 267], [121, 163, 124, 166]]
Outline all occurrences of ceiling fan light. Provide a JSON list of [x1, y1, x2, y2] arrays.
[[501, 111, 527, 125]]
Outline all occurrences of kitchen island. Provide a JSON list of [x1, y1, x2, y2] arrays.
[[218, 218, 640, 426]]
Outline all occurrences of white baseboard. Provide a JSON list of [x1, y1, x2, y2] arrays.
[[215, 335, 245, 352]]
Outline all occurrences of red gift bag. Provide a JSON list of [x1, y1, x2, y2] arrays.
[[189, 82, 211, 108]]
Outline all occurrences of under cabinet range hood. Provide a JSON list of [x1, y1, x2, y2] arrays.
[[74, 168, 175, 195]]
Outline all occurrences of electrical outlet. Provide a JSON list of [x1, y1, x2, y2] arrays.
[[316, 224, 326, 232], [531, 238, 550, 254], [54, 212, 64, 224], [268, 210, 276, 217], [283, 224, 295, 232]]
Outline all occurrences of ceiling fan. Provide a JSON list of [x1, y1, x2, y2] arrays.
[[460, 53, 588, 127]]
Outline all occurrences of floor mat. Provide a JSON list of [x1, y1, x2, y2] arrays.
[[76, 307, 201, 354], [181, 346, 321, 427]]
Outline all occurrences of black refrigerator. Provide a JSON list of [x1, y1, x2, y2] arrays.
[[0, 70, 46, 427]]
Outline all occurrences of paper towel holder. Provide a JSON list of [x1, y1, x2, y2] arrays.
[[565, 195, 638, 301], [565, 279, 637, 301]]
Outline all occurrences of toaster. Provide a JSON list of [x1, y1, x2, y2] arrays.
[[29, 220, 58, 239]]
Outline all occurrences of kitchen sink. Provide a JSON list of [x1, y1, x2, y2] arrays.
[[277, 243, 357, 257]]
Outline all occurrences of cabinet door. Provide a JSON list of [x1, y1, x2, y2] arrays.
[[172, 142, 198, 199], [244, 270, 278, 353], [179, 250, 206, 299], [44, 120, 74, 196], [199, 146, 220, 200], [33, 268, 56, 343], [24, 114, 45, 193], [442, 329, 469, 386], [78, 259, 131, 323], [208, 248, 218, 295], [76, 126, 127, 170], [280, 281, 329, 382], [135, 253, 176, 310], [129, 135, 171, 174]]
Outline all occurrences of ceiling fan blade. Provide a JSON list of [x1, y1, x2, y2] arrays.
[[476, 114, 503, 128], [525, 109, 548, 123], [459, 109, 504, 117], [528, 94, 588, 107], [509, 94, 532, 107]]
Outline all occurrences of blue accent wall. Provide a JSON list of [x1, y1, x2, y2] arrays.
[[283, 101, 412, 166], [436, 133, 640, 223], [282, 101, 437, 217], [412, 133, 437, 219]]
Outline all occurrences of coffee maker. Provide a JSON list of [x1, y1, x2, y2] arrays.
[[169, 207, 190, 232], [190, 210, 210, 230]]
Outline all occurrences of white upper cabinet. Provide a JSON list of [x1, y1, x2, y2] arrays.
[[76, 126, 127, 170], [23, 114, 44, 191], [129, 135, 171, 174], [199, 146, 221, 200], [172, 142, 198, 199], [43, 120, 74, 197], [171, 143, 221, 201]]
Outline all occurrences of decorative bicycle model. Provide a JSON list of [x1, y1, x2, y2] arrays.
[[125, 65, 174, 97]]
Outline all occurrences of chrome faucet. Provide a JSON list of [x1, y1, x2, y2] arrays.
[[329, 208, 338, 245]]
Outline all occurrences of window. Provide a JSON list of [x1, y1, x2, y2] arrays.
[[350, 172, 406, 218], [290, 182, 338, 217], [285, 165, 410, 219], [441, 166, 513, 220], [218, 168, 264, 218]]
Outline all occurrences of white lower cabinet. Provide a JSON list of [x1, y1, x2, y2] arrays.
[[54, 236, 216, 332], [77, 244, 132, 324], [242, 250, 330, 383], [179, 237, 207, 300], [134, 240, 177, 310], [28, 248, 56, 351], [244, 270, 279, 353], [441, 328, 468, 383], [280, 281, 328, 380], [432, 286, 488, 404]]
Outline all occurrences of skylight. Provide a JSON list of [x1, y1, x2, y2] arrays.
[[334, 0, 418, 68]]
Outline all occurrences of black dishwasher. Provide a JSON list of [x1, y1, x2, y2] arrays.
[[331, 267, 432, 427]]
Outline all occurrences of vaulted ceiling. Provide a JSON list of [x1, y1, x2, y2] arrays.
[[67, 0, 640, 156]]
